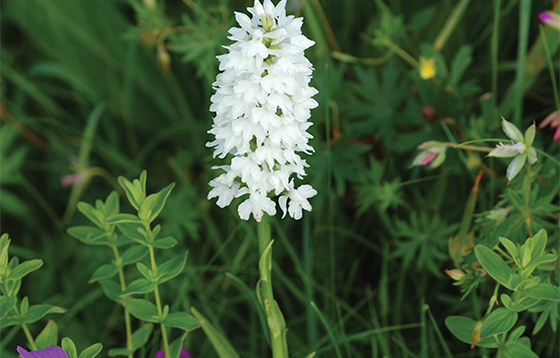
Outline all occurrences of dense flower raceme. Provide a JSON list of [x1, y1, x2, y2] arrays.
[[207, 0, 318, 221]]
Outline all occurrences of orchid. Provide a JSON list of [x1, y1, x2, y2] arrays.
[[17, 346, 68, 358], [206, 0, 318, 221], [488, 118, 537, 181]]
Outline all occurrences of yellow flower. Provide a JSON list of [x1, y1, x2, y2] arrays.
[[419, 57, 436, 80]]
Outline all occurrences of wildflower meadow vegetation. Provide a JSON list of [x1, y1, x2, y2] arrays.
[[1, 0, 559, 357]]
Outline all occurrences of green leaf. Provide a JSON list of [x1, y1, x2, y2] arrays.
[[121, 246, 148, 266], [22, 304, 67, 324], [67, 226, 110, 245], [115, 222, 147, 244], [131, 324, 153, 350], [447, 45, 472, 89], [78, 343, 103, 358], [138, 183, 175, 223], [106, 213, 143, 224], [161, 311, 200, 331], [89, 263, 118, 283], [506, 325, 526, 343], [523, 284, 560, 301], [35, 320, 58, 349], [7, 259, 43, 281], [151, 236, 177, 249], [99, 280, 122, 303], [77, 202, 106, 229], [103, 191, 119, 217], [529, 229, 547, 259], [500, 293, 539, 312], [499, 237, 519, 264], [502, 341, 539, 358], [136, 262, 153, 281], [121, 298, 159, 323], [480, 307, 518, 338], [119, 278, 157, 296], [62, 337, 78, 358], [0, 296, 17, 319], [444, 316, 499, 348], [118, 175, 145, 211], [169, 332, 188, 358], [157, 252, 187, 285], [475, 244, 511, 288], [191, 307, 240, 358]]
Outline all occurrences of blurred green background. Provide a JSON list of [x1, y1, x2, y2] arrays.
[[1, 0, 558, 357]]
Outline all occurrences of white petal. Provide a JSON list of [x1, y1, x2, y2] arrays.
[[506, 154, 526, 181], [501, 118, 524, 143]]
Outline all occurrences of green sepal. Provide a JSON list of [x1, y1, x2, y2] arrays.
[[89, 263, 118, 283], [151, 237, 177, 249], [67, 226, 110, 245], [156, 252, 187, 285], [191, 306, 240, 358], [121, 298, 159, 323], [118, 171, 147, 211], [0, 296, 17, 319], [78, 343, 103, 358], [479, 307, 518, 338], [62, 337, 78, 358], [35, 320, 58, 349], [120, 246, 148, 266], [161, 311, 200, 331], [7, 259, 43, 281], [119, 278, 157, 296], [138, 182, 175, 223], [475, 244, 511, 289], [445, 316, 499, 348]]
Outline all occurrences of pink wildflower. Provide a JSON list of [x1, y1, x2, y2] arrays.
[[155, 348, 193, 358], [538, 110, 559, 141]]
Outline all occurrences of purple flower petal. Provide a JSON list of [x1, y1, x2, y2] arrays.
[[155, 348, 193, 358], [539, 11, 553, 23], [17, 346, 68, 358]]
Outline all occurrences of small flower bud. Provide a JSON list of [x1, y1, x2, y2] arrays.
[[421, 105, 438, 122], [445, 269, 466, 281]]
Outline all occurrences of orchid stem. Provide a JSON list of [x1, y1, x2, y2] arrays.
[[257, 215, 288, 358], [150, 246, 171, 358]]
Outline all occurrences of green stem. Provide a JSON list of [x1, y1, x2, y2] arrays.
[[150, 247, 171, 358], [257, 215, 288, 358], [13, 306, 37, 350], [433, 0, 472, 51], [524, 164, 533, 236], [112, 245, 134, 358]]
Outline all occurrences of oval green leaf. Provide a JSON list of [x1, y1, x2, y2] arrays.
[[161, 311, 200, 331], [475, 244, 511, 289], [35, 320, 58, 349], [121, 298, 159, 323], [89, 263, 118, 283], [7, 259, 43, 281], [444, 316, 499, 348], [119, 278, 157, 296], [78, 343, 103, 358], [480, 307, 518, 338]]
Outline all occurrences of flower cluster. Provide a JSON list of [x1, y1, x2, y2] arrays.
[[207, 0, 318, 221]]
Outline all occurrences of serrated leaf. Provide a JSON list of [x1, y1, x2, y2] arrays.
[[7, 259, 43, 281], [480, 308, 518, 338], [475, 244, 511, 289], [62, 337, 78, 358], [89, 263, 118, 283], [523, 284, 560, 301], [444, 316, 499, 348], [121, 298, 159, 323], [121, 246, 148, 266], [151, 237, 177, 249], [119, 278, 157, 296], [67, 226, 110, 245], [191, 307, 240, 358], [162, 311, 200, 331], [157, 252, 187, 285], [35, 320, 58, 349], [78, 343, 103, 358]]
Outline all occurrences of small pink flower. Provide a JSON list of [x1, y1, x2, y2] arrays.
[[538, 110, 559, 141], [410, 141, 447, 169], [155, 348, 193, 358], [61, 172, 84, 187], [538, 11, 560, 31]]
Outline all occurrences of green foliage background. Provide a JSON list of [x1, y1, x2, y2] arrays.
[[1, 0, 558, 357]]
